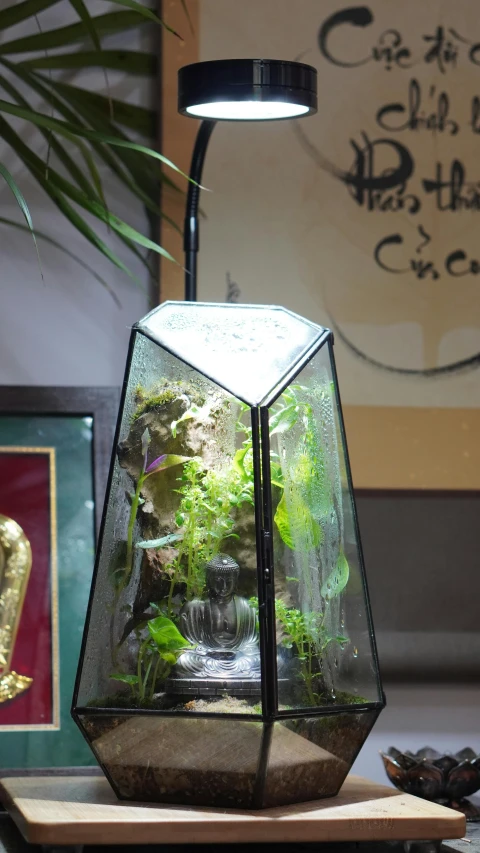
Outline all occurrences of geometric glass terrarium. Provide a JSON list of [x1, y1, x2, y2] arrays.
[[72, 302, 384, 809]]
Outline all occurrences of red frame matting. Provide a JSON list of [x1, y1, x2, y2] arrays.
[[0, 452, 54, 727]]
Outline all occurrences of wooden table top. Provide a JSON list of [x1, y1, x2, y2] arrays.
[[0, 773, 466, 847]]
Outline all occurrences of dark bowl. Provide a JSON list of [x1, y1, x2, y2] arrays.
[[380, 746, 480, 821]]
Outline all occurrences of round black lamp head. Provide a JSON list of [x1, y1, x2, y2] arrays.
[[178, 58, 317, 121]]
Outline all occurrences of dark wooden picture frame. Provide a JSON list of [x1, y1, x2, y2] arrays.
[[0, 386, 119, 766], [0, 387, 120, 534]]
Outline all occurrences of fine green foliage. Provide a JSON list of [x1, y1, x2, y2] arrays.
[[269, 384, 334, 551], [275, 600, 327, 704], [251, 595, 348, 705], [111, 613, 193, 703], [165, 456, 254, 614], [0, 0, 190, 289], [234, 386, 336, 555]]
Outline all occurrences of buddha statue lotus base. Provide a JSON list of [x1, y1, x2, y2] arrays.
[[165, 675, 261, 698]]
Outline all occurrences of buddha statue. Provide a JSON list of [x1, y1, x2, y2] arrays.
[[0, 514, 33, 704], [166, 554, 261, 696]]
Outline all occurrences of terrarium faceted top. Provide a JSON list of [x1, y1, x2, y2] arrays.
[[137, 302, 324, 405], [73, 300, 383, 809]]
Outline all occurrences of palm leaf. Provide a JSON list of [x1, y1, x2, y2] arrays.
[[0, 162, 42, 276], [0, 113, 145, 288], [35, 73, 182, 197], [41, 80, 155, 135], [52, 169, 176, 261], [43, 76, 182, 194], [0, 0, 60, 31], [20, 49, 156, 74], [0, 11, 144, 54], [0, 72, 105, 203], [0, 110, 176, 263], [180, 0, 194, 35], [0, 97, 193, 182], [68, 0, 101, 50], [0, 215, 121, 306], [51, 188, 147, 289], [1, 60, 151, 202], [67, 0, 112, 119], [106, 0, 181, 36], [46, 102, 175, 228], [0, 63, 167, 255], [0, 0, 186, 288], [0, 69, 177, 227]]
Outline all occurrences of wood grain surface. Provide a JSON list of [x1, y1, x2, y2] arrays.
[[0, 774, 466, 846]]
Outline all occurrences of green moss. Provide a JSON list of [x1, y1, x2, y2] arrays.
[[132, 380, 206, 422], [132, 390, 177, 421], [87, 694, 136, 710], [334, 690, 367, 705]]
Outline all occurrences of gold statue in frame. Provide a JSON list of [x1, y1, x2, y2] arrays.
[[0, 514, 33, 704]]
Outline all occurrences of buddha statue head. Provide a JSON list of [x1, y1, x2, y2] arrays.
[[205, 554, 240, 603]]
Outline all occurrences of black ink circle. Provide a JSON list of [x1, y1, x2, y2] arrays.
[[330, 316, 480, 377]]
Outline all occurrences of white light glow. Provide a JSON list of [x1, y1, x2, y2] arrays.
[[186, 100, 310, 120]]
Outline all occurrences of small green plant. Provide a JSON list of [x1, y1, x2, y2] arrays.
[[111, 613, 193, 704], [270, 385, 334, 551], [165, 457, 254, 615], [251, 596, 348, 705], [233, 390, 334, 556]]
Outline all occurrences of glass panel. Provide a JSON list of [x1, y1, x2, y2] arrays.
[[76, 332, 262, 715], [268, 342, 381, 710], [137, 303, 323, 406], [78, 714, 263, 807], [260, 710, 379, 808]]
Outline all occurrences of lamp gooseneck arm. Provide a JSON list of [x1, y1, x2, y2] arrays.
[[184, 119, 216, 301]]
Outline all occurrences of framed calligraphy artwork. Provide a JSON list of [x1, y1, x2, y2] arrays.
[[160, 0, 480, 489], [0, 387, 119, 767]]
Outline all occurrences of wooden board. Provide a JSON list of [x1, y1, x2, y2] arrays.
[[0, 774, 465, 846]]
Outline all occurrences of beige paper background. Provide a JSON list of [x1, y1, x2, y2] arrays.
[[160, 0, 480, 487]]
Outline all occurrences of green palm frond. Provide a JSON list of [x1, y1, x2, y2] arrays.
[[0, 162, 42, 275], [0, 0, 61, 32], [0, 215, 121, 305], [0, 11, 144, 52], [0, 1, 188, 295], [20, 49, 156, 73]]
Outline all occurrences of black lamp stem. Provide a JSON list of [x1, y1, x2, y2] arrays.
[[184, 119, 216, 301]]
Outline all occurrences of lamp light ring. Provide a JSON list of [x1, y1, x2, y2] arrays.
[[178, 58, 317, 121]]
